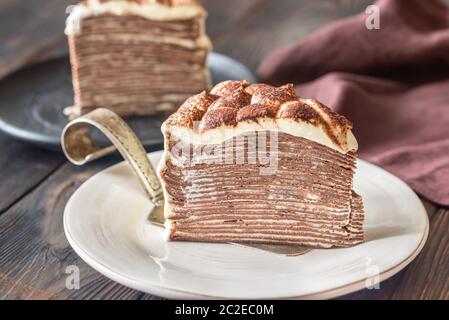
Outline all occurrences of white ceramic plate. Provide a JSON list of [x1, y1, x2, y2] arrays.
[[64, 151, 428, 299]]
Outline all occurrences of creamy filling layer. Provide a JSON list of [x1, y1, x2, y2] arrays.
[[165, 118, 358, 154], [66, 0, 205, 33]]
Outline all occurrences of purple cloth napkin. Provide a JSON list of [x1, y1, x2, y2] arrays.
[[258, 0, 449, 206]]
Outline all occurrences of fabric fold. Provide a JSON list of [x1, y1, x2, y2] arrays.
[[258, 0, 449, 206]]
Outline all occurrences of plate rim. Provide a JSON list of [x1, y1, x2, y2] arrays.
[[0, 52, 257, 150], [64, 154, 429, 299]]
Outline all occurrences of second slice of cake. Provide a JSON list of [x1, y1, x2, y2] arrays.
[[65, 0, 212, 118], [158, 80, 364, 248]]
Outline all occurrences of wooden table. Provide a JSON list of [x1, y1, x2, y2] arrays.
[[0, 0, 447, 300]]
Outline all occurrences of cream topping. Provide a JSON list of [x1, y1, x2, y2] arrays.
[[163, 118, 358, 154], [65, 0, 206, 35]]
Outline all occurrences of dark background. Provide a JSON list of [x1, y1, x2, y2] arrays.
[[0, 0, 447, 299]]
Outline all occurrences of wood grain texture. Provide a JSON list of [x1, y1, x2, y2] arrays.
[[0, 0, 448, 300], [0, 0, 76, 80], [0, 0, 68, 218], [214, 0, 374, 71], [339, 203, 445, 300], [203, 0, 264, 40], [0, 0, 271, 300], [0, 0, 264, 80], [389, 207, 449, 300], [0, 155, 161, 300], [0, 132, 65, 214]]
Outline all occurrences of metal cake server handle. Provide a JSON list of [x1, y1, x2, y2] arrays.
[[61, 108, 165, 226], [61, 108, 310, 256]]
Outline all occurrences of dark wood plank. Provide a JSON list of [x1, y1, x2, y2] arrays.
[[0, 0, 75, 214], [202, 0, 264, 40], [0, 0, 264, 213], [0, 0, 76, 79], [0, 132, 65, 214], [214, 0, 374, 72], [339, 199, 440, 300], [345, 206, 449, 300], [0, 0, 264, 81], [0, 1, 270, 299], [421, 199, 439, 217], [0, 154, 162, 300], [2, 148, 442, 300], [0, 0, 265, 215], [389, 208, 449, 299], [1, 0, 447, 301], [0, 1, 272, 299]]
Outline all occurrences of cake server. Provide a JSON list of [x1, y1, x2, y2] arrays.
[[61, 108, 310, 255], [61, 108, 165, 226]]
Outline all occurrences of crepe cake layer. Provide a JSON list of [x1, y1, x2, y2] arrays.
[[65, 0, 211, 118], [158, 80, 365, 248]]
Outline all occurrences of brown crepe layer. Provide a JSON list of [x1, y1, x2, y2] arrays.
[[160, 133, 364, 248], [66, 1, 211, 118], [158, 80, 364, 248]]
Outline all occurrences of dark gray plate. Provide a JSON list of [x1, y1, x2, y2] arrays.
[[0, 52, 257, 151]]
